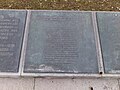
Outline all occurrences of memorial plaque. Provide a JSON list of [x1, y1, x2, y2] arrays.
[[24, 11, 98, 73], [97, 12, 120, 73], [0, 10, 26, 72]]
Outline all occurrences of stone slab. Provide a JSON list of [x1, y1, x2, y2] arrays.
[[24, 11, 98, 73], [35, 78, 119, 90], [0, 77, 34, 90], [0, 10, 26, 72], [97, 12, 120, 73]]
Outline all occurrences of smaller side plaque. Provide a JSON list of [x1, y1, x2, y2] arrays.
[[24, 11, 98, 74], [97, 12, 120, 73], [0, 10, 26, 72]]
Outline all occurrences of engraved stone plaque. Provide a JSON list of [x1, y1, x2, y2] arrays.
[[24, 11, 98, 73], [0, 10, 26, 72], [97, 12, 120, 73]]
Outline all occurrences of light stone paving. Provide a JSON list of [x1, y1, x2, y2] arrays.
[[35, 78, 119, 90], [0, 77, 34, 90], [0, 77, 119, 90]]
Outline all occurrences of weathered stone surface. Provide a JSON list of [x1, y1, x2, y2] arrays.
[[0, 78, 119, 90], [0, 78, 34, 90], [35, 78, 119, 90], [0, 10, 26, 72], [24, 11, 98, 73]]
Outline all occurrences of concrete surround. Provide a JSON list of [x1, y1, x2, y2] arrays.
[[0, 77, 119, 90]]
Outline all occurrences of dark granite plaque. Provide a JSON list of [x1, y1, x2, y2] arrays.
[[97, 12, 120, 73], [0, 10, 26, 72], [24, 11, 98, 73]]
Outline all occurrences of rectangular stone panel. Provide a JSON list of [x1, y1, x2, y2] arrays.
[[0, 78, 34, 90], [35, 78, 119, 90], [0, 10, 26, 72], [97, 12, 120, 73], [24, 11, 98, 73]]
